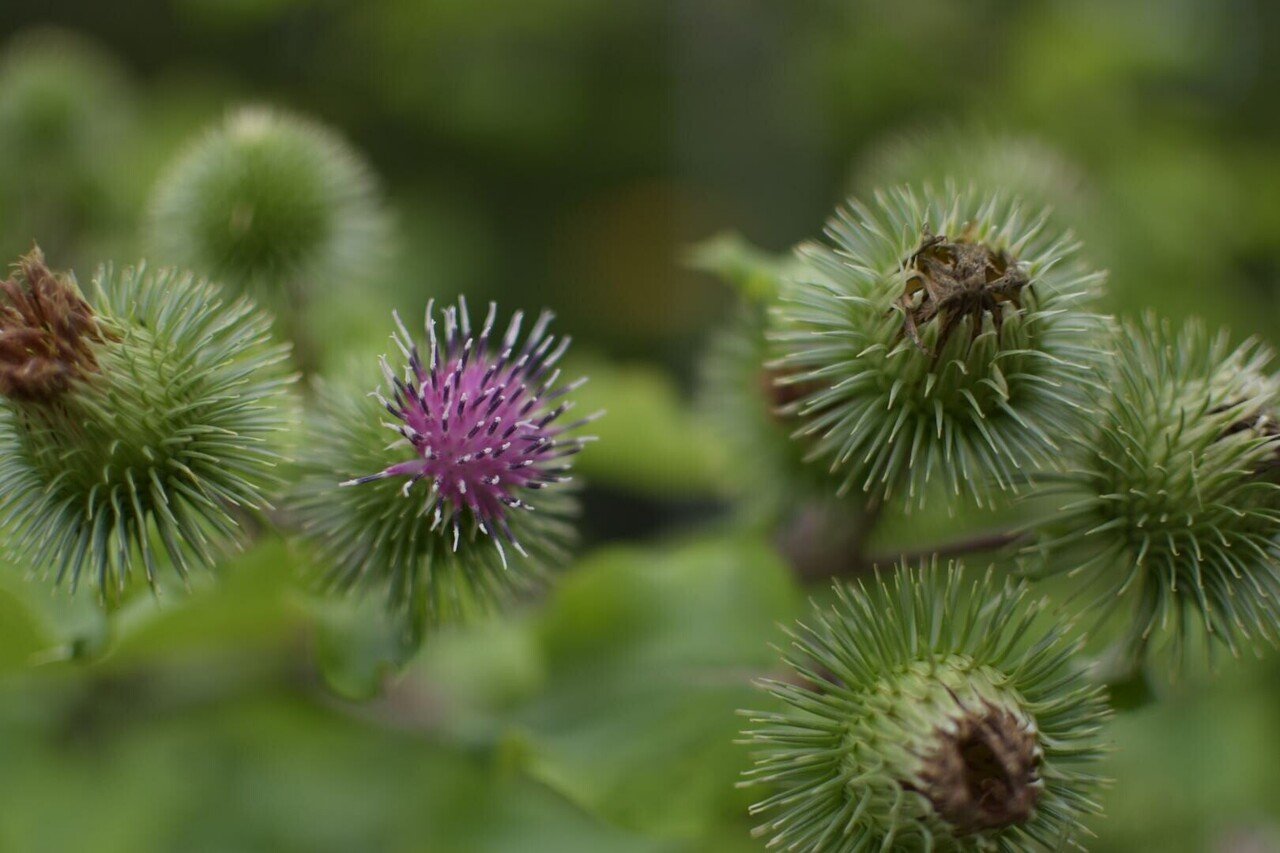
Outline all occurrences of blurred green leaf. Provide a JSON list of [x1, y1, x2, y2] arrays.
[[511, 533, 798, 839], [309, 591, 421, 701], [685, 232, 796, 303], [107, 538, 305, 666], [567, 354, 726, 498], [0, 681, 667, 853], [0, 571, 89, 666]]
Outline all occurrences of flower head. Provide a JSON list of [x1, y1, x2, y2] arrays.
[[147, 106, 386, 295], [770, 186, 1107, 508], [292, 299, 596, 626], [1027, 315, 1280, 666], [0, 251, 295, 596], [343, 298, 595, 562], [742, 564, 1109, 852]]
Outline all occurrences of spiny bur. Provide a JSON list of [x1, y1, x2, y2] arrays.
[[742, 564, 1110, 852], [0, 248, 294, 598], [1027, 315, 1280, 669], [770, 186, 1107, 509], [291, 297, 598, 631]]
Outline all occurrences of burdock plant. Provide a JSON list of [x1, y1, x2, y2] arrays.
[[1027, 315, 1280, 667], [0, 248, 293, 598], [742, 565, 1109, 852], [291, 298, 597, 630], [147, 106, 387, 297], [770, 187, 1107, 508]]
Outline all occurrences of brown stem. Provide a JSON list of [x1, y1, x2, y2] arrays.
[[783, 498, 884, 584], [866, 529, 1031, 570]]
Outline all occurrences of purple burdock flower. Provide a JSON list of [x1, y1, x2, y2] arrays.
[[341, 298, 598, 566]]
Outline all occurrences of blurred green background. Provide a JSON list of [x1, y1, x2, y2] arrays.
[[0, 0, 1279, 850]]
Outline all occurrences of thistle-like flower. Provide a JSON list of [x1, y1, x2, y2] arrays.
[[0, 249, 293, 596], [742, 564, 1109, 852], [291, 298, 597, 626], [147, 106, 386, 295], [770, 186, 1107, 508], [1027, 316, 1280, 665]]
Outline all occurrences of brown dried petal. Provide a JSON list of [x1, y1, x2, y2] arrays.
[[0, 246, 106, 402], [894, 232, 1030, 355]]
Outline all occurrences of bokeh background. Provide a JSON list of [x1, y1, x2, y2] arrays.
[[0, 0, 1278, 850]]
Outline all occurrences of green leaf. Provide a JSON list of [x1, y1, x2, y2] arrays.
[[567, 354, 726, 498], [0, 676, 668, 853], [107, 537, 305, 665], [0, 570, 93, 666], [685, 232, 796, 303], [309, 592, 422, 701], [511, 533, 799, 839]]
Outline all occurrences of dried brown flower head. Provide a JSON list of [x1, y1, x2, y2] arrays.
[[895, 231, 1030, 355], [0, 247, 106, 402], [915, 701, 1044, 836]]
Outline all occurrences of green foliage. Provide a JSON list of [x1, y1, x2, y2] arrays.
[[568, 353, 724, 498], [0, 671, 662, 853], [0, 263, 294, 596], [147, 106, 387, 295], [1028, 316, 1280, 667], [743, 565, 1109, 851], [413, 532, 800, 844], [771, 186, 1108, 509]]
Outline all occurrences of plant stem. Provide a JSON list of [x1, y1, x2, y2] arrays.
[[783, 498, 883, 584], [864, 529, 1031, 571]]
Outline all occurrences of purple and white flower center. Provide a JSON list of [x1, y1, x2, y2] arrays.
[[342, 299, 596, 561]]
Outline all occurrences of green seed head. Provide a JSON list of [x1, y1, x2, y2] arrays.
[[1028, 315, 1280, 666], [147, 106, 387, 294], [742, 565, 1109, 851], [0, 250, 294, 596], [770, 186, 1107, 509]]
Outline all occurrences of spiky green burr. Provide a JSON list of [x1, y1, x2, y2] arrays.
[[1028, 315, 1280, 666], [289, 299, 591, 631], [0, 252, 294, 597], [769, 186, 1107, 509], [742, 565, 1109, 852], [147, 106, 387, 295]]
